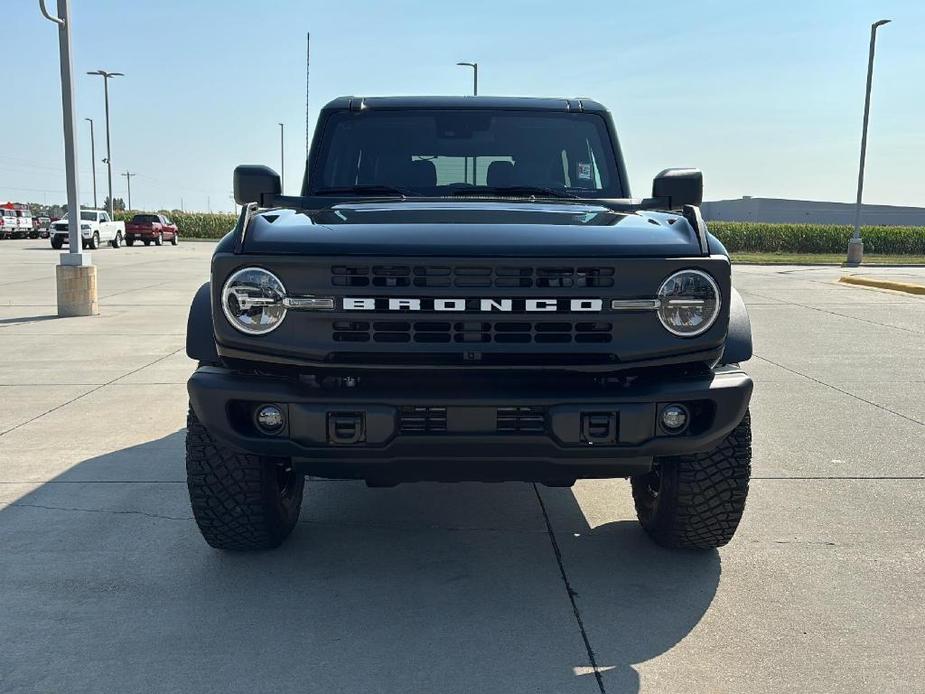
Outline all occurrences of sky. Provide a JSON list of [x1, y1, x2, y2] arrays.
[[3, 0, 924, 212]]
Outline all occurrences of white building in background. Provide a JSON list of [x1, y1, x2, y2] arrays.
[[701, 197, 925, 227]]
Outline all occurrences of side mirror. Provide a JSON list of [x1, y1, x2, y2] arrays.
[[233, 165, 281, 206], [652, 168, 703, 209]]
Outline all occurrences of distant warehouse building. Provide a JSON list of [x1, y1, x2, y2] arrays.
[[701, 197, 925, 227]]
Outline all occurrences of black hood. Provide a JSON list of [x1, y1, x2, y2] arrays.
[[240, 201, 705, 258]]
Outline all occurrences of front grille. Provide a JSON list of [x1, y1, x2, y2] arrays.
[[496, 406, 547, 433], [332, 320, 613, 344], [331, 265, 615, 288], [398, 406, 548, 435], [399, 406, 447, 433]]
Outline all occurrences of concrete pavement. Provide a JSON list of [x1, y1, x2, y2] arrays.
[[0, 240, 923, 693]]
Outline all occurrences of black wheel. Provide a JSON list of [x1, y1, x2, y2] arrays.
[[51, 238, 63, 250], [143, 239, 151, 246], [88, 232, 100, 250], [631, 411, 751, 550], [126, 238, 135, 247], [170, 233, 178, 246], [186, 407, 304, 550], [111, 231, 122, 249], [154, 232, 163, 246]]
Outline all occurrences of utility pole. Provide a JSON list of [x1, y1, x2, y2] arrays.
[[847, 19, 891, 266], [86, 69, 123, 219], [39, 0, 98, 316], [84, 117, 97, 208], [279, 122, 285, 192], [121, 171, 136, 211]]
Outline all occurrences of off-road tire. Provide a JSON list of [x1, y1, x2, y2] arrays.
[[154, 233, 163, 246], [88, 232, 100, 250], [186, 408, 304, 550], [110, 232, 122, 249], [631, 411, 751, 550]]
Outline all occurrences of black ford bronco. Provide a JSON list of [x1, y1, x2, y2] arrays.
[[185, 96, 753, 551]]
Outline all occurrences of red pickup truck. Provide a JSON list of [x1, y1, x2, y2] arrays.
[[124, 213, 179, 247]]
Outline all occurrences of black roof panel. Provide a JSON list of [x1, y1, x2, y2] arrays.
[[322, 95, 608, 113]]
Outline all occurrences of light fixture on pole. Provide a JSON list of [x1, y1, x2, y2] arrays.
[[456, 61, 478, 95], [86, 69, 123, 219], [84, 117, 97, 209], [847, 19, 891, 267], [39, 0, 98, 316]]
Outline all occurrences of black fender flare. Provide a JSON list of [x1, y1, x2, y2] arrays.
[[721, 288, 752, 364], [186, 282, 220, 364]]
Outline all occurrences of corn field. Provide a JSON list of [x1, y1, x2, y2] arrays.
[[115, 211, 925, 254]]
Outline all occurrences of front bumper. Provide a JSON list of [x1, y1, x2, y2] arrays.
[[188, 365, 752, 482]]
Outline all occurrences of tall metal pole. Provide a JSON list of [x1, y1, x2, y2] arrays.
[[848, 19, 891, 266], [121, 171, 135, 210], [85, 118, 97, 208], [103, 78, 113, 216], [305, 32, 311, 158], [456, 61, 478, 96], [279, 122, 285, 192], [456, 62, 478, 183], [39, 0, 83, 263], [87, 70, 123, 218], [41, 0, 97, 317]]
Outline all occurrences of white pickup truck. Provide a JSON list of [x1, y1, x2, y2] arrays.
[[49, 209, 126, 250]]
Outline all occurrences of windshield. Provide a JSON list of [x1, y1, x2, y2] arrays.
[[311, 110, 622, 198]]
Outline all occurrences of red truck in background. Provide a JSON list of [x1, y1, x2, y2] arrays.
[[124, 213, 179, 247]]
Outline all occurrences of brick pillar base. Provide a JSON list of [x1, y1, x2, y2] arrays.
[[56, 264, 99, 317]]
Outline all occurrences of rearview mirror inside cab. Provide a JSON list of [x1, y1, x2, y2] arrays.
[[652, 168, 703, 209]]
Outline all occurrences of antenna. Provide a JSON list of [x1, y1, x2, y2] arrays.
[[305, 32, 311, 158]]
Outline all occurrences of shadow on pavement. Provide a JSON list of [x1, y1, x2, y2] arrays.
[[0, 432, 720, 693]]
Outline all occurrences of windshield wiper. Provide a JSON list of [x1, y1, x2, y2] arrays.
[[452, 186, 579, 199], [314, 184, 415, 197]]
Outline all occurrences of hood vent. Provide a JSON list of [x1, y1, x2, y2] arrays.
[[331, 265, 615, 289]]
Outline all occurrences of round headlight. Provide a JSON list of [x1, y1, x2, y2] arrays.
[[221, 267, 287, 335], [656, 269, 721, 337]]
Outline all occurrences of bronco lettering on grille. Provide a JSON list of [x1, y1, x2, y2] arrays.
[[342, 298, 604, 312]]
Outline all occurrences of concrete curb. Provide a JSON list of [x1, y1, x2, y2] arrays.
[[839, 275, 925, 295]]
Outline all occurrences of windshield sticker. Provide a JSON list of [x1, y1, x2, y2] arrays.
[[577, 162, 592, 180]]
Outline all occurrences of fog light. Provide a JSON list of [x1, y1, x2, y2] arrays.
[[256, 404, 284, 433], [660, 404, 689, 433]]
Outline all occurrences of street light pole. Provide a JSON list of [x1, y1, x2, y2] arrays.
[[39, 0, 98, 316], [456, 61, 478, 96], [279, 122, 285, 192], [84, 117, 97, 209], [456, 62, 479, 183], [848, 19, 891, 266], [87, 69, 123, 219]]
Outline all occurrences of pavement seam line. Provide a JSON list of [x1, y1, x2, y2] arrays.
[[752, 354, 924, 427], [0, 346, 186, 437], [532, 483, 607, 694], [743, 288, 924, 335], [7, 502, 193, 522]]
